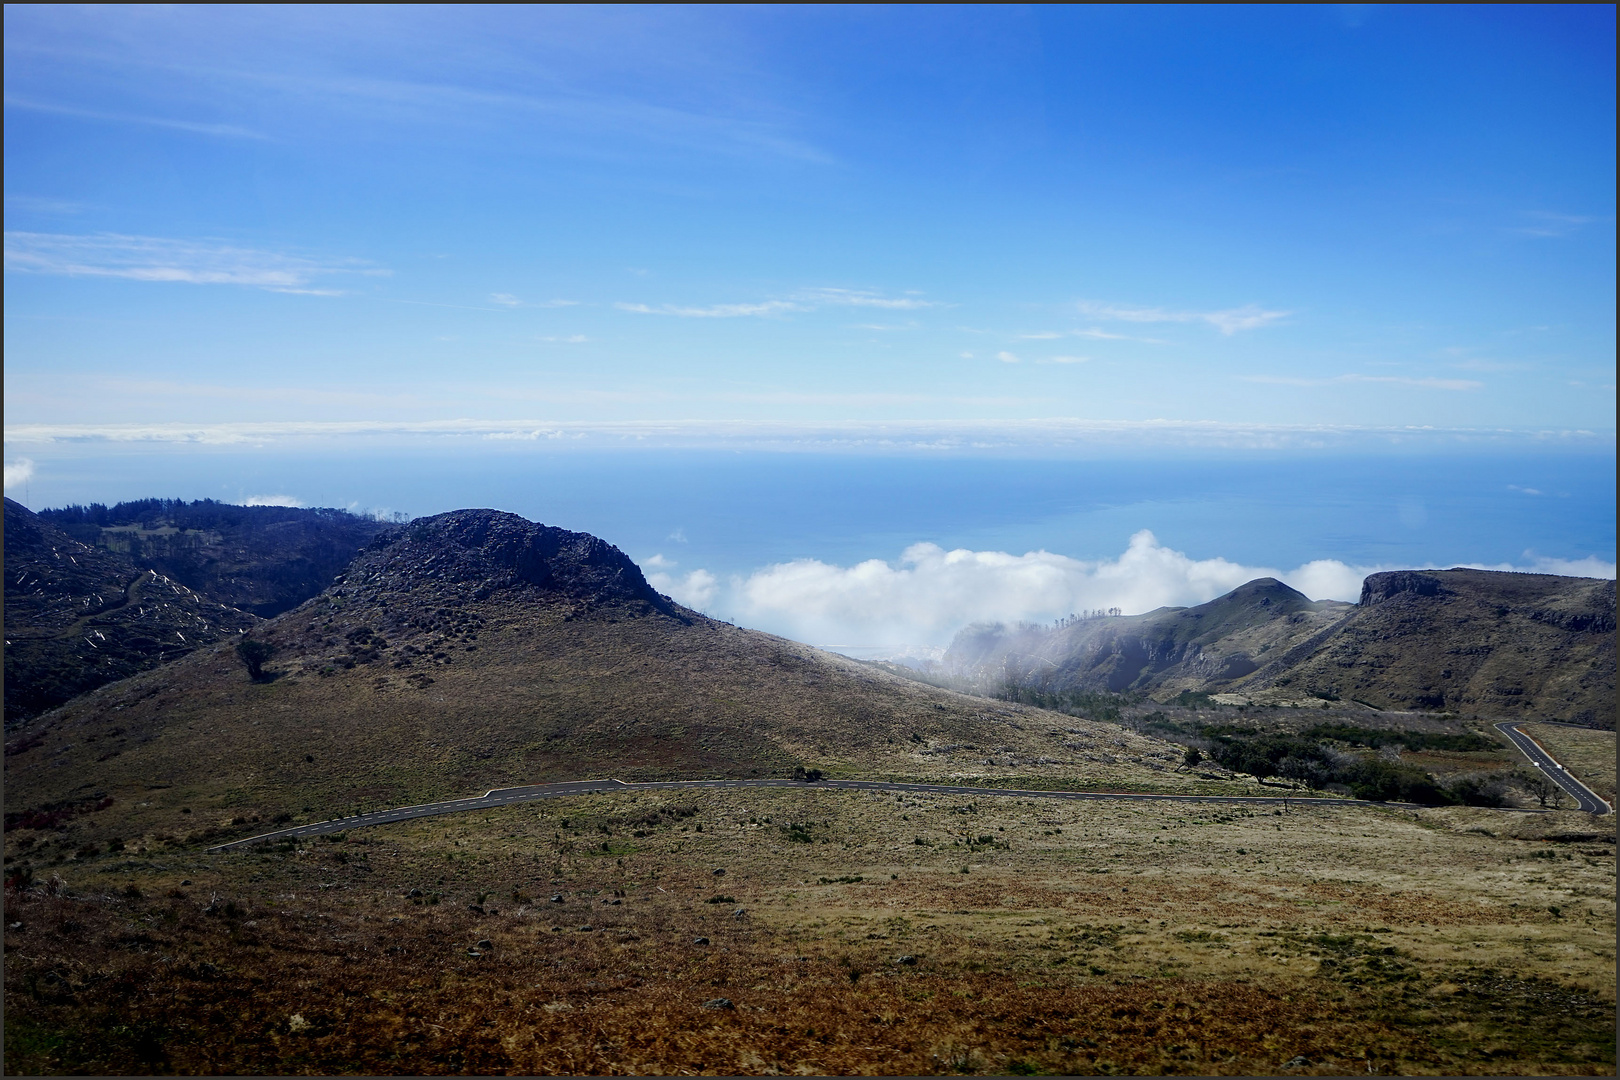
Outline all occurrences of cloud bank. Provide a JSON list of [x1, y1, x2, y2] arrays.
[[660, 531, 1615, 648], [7, 417, 1609, 454]]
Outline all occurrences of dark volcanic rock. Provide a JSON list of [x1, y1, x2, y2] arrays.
[[3, 499, 260, 725], [341, 509, 682, 618], [1360, 570, 1450, 604]]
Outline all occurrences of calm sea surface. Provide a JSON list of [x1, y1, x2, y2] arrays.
[[20, 446, 1615, 578]]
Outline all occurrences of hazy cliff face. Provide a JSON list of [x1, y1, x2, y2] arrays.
[[944, 578, 1349, 697], [943, 570, 1615, 725]]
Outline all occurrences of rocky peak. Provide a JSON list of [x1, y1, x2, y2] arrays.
[[1221, 577, 1313, 611], [343, 509, 680, 617]]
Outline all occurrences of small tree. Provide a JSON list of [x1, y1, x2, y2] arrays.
[[236, 638, 275, 682], [1520, 770, 1563, 809], [1182, 746, 1203, 769]]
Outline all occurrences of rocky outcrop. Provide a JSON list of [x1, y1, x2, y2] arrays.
[[340, 509, 683, 618]]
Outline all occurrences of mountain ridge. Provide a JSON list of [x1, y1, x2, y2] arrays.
[[944, 568, 1615, 726]]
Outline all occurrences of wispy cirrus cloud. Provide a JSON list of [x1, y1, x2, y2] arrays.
[[491, 293, 580, 308], [3, 93, 269, 140], [617, 286, 939, 320], [616, 299, 802, 318], [1242, 374, 1483, 391], [3, 232, 384, 293], [1077, 300, 1289, 335], [1449, 358, 1530, 373], [1508, 211, 1607, 238], [4, 194, 92, 215], [795, 287, 940, 310], [1019, 327, 1164, 344]]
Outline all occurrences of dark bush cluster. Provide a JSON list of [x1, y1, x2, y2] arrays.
[[995, 685, 1134, 722], [1203, 732, 1500, 806], [1299, 723, 1498, 754]]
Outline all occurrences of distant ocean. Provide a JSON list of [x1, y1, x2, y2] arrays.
[[16, 444, 1614, 583]]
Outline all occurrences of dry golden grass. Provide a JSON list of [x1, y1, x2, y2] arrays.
[[1520, 724, 1617, 809], [4, 597, 1251, 855], [6, 786, 1614, 1075]]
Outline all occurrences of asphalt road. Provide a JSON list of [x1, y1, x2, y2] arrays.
[[1496, 721, 1612, 815], [207, 777, 1402, 852]]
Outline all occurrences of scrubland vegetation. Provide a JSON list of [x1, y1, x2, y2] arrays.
[[6, 787, 1614, 1075]]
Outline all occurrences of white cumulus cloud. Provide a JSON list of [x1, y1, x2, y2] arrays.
[[648, 568, 718, 609], [691, 534, 1617, 648], [242, 494, 303, 507], [722, 531, 1382, 647]]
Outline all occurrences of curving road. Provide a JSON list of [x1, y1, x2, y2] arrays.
[[1496, 721, 1612, 815], [208, 777, 1400, 852]]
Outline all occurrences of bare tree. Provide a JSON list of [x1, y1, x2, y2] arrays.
[[1519, 769, 1564, 809]]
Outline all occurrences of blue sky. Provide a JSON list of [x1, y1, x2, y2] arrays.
[[5, 4, 1614, 432], [4, 5, 1615, 644]]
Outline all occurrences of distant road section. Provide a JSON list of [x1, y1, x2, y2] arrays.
[[1496, 721, 1613, 815], [208, 778, 1402, 852]]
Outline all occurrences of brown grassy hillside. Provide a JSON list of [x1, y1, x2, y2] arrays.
[[5, 788, 1613, 1075], [4, 510, 1193, 850]]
